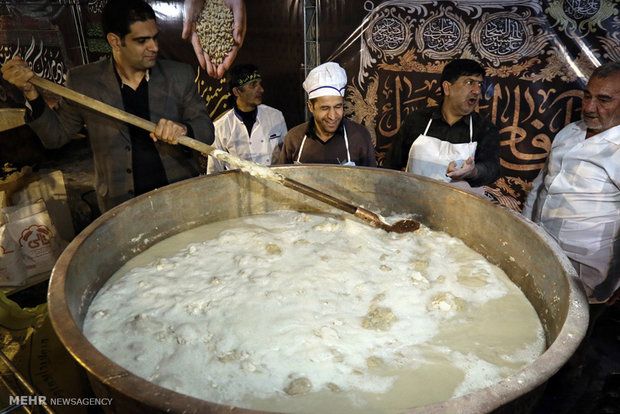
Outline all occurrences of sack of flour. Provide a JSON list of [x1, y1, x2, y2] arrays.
[[2, 199, 47, 223], [0, 224, 27, 286], [6, 208, 62, 277], [9, 171, 75, 242]]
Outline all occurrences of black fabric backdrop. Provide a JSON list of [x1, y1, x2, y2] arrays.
[[1, 0, 618, 209]]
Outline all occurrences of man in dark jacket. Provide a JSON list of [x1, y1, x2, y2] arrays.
[[1, 0, 214, 212]]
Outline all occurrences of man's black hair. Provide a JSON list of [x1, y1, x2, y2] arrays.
[[439, 59, 485, 95], [227, 64, 261, 93], [102, 0, 156, 40]]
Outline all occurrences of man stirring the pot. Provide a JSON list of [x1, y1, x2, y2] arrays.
[[278, 62, 376, 167], [384, 59, 500, 194], [1, 0, 214, 213]]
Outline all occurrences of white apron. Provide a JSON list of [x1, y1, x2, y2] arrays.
[[405, 116, 477, 182], [295, 125, 355, 166]]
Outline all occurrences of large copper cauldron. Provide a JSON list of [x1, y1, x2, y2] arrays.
[[47, 166, 588, 413]]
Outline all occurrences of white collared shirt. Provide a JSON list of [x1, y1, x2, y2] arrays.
[[207, 104, 287, 173], [523, 121, 620, 300]]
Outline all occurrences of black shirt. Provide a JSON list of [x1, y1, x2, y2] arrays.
[[27, 95, 46, 119], [384, 106, 500, 187], [115, 71, 168, 196], [234, 103, 257, 136]]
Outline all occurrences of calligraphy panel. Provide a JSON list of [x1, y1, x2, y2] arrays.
[[339, 0, 619, 209]]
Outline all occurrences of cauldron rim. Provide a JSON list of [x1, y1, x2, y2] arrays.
[[48, 166, 589, 414]]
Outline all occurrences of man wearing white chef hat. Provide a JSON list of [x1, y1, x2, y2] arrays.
[[279, 62, 376, 166]]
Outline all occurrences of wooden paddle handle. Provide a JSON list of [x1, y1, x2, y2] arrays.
[[28, 76, 357, 215], [28, 75, 400, 231], [282, 177, 358, 215], [282, 177, 389, 229], [28, 76, 215, 156]]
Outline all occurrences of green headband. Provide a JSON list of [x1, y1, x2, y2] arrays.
[[234, 71, 262, 88]]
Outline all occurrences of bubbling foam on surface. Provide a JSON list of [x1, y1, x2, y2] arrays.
[[84, 210, 545, 413]]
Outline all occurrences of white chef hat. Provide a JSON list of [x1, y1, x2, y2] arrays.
[[303, 62, 347, 100]]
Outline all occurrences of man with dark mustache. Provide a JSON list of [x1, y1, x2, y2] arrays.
[[384, 59, 500, 193]]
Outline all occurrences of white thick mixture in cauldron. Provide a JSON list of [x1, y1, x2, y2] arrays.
[[84, 211, 545, 413]]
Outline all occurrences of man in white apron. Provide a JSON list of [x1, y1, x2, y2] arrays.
[[384, 59, 500, 193], [278, 62, 376, 167], [207, 64, 287, 173], [523, 61, 620, 304]]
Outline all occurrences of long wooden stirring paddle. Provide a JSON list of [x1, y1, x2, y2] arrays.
[[0, 108, 26, 132], [29, 76, 419, 233]]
